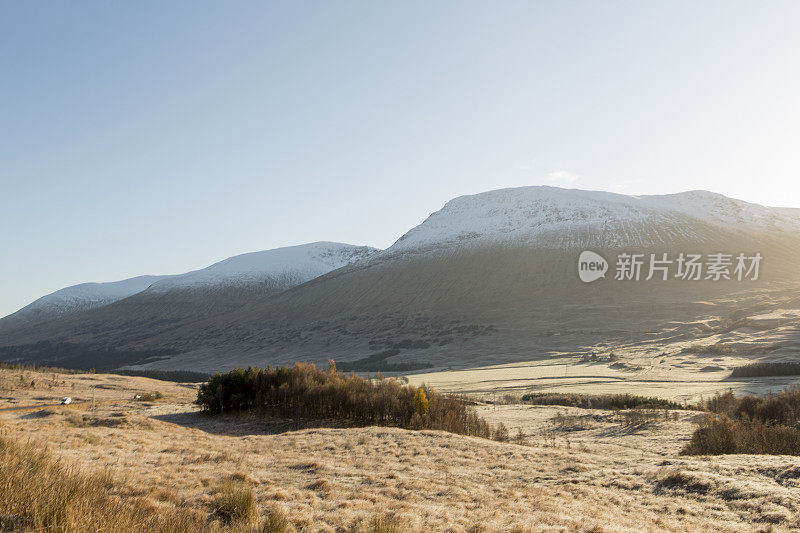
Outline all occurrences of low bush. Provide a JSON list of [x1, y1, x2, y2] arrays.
[[197, 361, 493, 439], [618, 408, 674, 427], [492, 422, 509, 442], [682, 414, 800, 456]]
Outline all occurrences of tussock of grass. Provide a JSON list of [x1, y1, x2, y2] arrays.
[[213, 479, 258, 524], [348, 513, 404, 533], [305, 478, 330, 493], [262, 504, 289, 532]]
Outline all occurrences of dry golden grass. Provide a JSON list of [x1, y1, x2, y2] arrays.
[[0, 435, 207, 532], [1, 367, 799, 531]]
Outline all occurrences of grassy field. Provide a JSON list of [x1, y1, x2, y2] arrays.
[[1, 366, 799, 531]]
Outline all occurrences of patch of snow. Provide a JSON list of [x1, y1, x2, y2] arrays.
[[639, 190, 800, 233]]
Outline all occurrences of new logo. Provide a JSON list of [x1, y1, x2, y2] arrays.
[[578, 251, 608, 283]]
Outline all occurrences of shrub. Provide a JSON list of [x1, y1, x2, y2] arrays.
[[682, 415, 737, 455], [682, 414, 800, 456], [492, 422, 509, 442], [606, 393, 683, 410], [619, 408, 665, 427], [702, 387, 800, 426], [685, 387, 800, 456], [196, 362, 493, 438]]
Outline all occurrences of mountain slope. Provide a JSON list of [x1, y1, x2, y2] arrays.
[[1, 186, 798, 372]]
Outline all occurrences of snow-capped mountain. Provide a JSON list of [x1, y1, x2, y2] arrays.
[[146, 242, 378, 293], [387, 186, 800, 254], [0, 275, 172, 332], [0, 242, 378, 337]]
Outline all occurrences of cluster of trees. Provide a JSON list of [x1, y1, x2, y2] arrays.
[[683, 387, 800, 456], [196, 361, 494, 438], [702, 388, 800, 426], [729, 361, 800, 378], [520, 392, 685, 410]]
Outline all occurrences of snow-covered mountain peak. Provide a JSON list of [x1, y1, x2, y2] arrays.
[[387, 186, 800, 254], [388, 186, 670, 252], [146, 241, 379, 292], [1, 275, 171, 324]]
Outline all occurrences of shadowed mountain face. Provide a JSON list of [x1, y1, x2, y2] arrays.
[[1, 187, 799, 372]]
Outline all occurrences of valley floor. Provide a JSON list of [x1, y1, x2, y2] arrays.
[[1, 368, 799, 531], [406, 358, 800, 403]]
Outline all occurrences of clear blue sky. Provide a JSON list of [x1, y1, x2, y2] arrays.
[[2, 1, 799, 317]]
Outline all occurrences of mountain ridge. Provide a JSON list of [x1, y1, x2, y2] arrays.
[[0, 241, 378, 336]]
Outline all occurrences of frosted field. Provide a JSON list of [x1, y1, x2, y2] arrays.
[[408, 358, 800, 403]]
